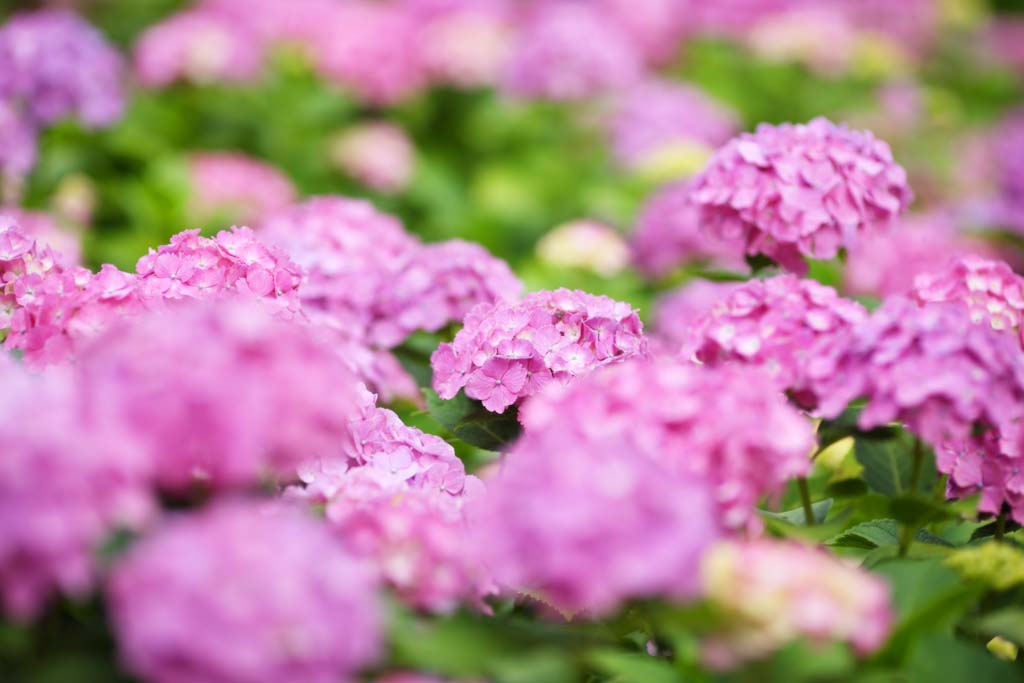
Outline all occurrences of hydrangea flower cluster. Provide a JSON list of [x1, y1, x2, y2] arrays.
[[807, 298, 1024, 448], [502, 2, 642, 101], [330, 122, 415, 194], [609, 80, 738, 172], [700, 540, 893, 669], [0, 10, 124, 128], [631, 180, 747, 278], [76, 300, 362, 493], [535, 220, 630, 277], [187, 153, 297, 225], [596, 0, 693, 65], [913, 255, 1024, 347], [0, 100, 36, 197], [519, 358, 814, 529], [431, 289, 647, 413], [651, 280, 741, 351], [259, 197, 520, 349], [939, 433, 1024, 525], [990, 110, 1024, 232], [0, 209, 79, 265], [411, 0, 514, 88], [683, 275, 867, 400], [108, 501, 380, 683], [692, 117, 912, 272], [474, 423, 722, 616], [0, 357, 152, 621]]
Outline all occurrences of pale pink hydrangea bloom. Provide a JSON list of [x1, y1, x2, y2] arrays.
[[188, 153, 297, 225], [684, 275, 867, 402], [610, 80, 738, 171], [474, 407, 723, 615], [596, 0, 692, 65], [431, 288, 647, 413], [631, 181, 747, 278], [700, 540, 892, 668], [650, 280, 742, 351], [844, 212, 996, 297], [913, 255, 1024, 347], [331, 122, 415, 194], [0, 358, 153, 620], [692, 117, 912, 273], [76, 300, 362, 493], [0, 10, 124, 127], [688, 0, 797, 38], [986, 17, 1024, 75], [939, 433, 1024, 525], [502, 2, 642, 101], [134, 9, 262, 87], [807, 298, 1024, 449], [108, 501, 381, 683], [520, 359, 814, 529], [536, 219, 630, 277], [407, 0, 515, 88], [0, 209, 79, 265]]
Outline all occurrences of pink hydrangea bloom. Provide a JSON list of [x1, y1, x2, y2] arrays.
[[310, 2, 425, 105], [431, 288, 647, 413], [108, 501, 380, 683], [502, 2, 642, 101], [536, 219, 630, 277], [330, 122, 415, 194], [474, 405, 723, 615], [807, 298, 1024, 449], [939, 433, 1024, 525], [188, 153, 297, 225], [631, 181, 747, 278], [700, 540, 892, 668], [692, 117, 912, 272], [134, 9, 262, 87], [844, 212, 996, 297], [990, 110, 1024, 232], [913, 255, 1024, 347], [650, 280, 742, 351], [412, 0, 514, 88], [596, 0, 692, 65], [689, 0, 797, 37], [610, 80, 738, 171], [520, 358, 814, 529], [0, 10, 124, 127], [76, 300, 362, 493], [0, 209, 79, 265], [684, 275, 867, 402], [0, 358, 152, 620], [0, 99, 36, 194]]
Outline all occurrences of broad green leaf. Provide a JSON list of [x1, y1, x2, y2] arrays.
[[854, 431, 936, 497], [828, 519, 952, 549], [586, 649, 683, 683], [905, 634, 1021, 682], [490, 649, 577, 683], [966, 608, 1024, 647], [760, 498, 833, 525], [423, 388, 522, 451]]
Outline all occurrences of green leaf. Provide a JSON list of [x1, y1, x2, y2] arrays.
[[760, 498, 833, 525], [816, 404, 898, 451], [966, 608, 1024, 648], [586, 649, 683, 683], [423, 388, 522, 451], [828, 519, 953, 549], [490, 649, 577, 683], [887, 496, 954, 527], [854, 431, 936, 497], [905, 634, 1021, 682]]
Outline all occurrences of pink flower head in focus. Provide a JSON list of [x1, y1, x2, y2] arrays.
[[939, 433, 1024, 525]]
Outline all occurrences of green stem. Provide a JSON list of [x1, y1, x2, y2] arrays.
[[899, 439, 925, 557], [995, 511, 1007, 543], [797, 477, 815, 526]]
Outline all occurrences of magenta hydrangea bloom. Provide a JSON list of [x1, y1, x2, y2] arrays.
[[520, 358, 814, 529], [807, 298, 1024, 448], [331, 122, 414, 194], [187, 153, 297, 225], [631, 181, 747, 278], [610, 80, 738, 171], [431, 288, 647, 413], [650, 280, 742, 351], [0, 10, 124, 127], [700, 539, 892, 669], [108, 501, 381, 683], [502, 2, 642, 101], [76, 300, 362, 493], [988, 110, 1024, 233], [939, 433, 1024, 525], [0, 358, 152, 621], [913, 255, 1024, 347], [0, 100, 36, 194], [844, 212, 996, 297], [692, 117, 912, 272], [0, 209, 79, 265], [683, 275, 867, 401], [134, 9, 262, 87]]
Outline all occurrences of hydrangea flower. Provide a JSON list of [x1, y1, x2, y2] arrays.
[[0, 358, 152, 620], [187, 153, 297, 225], [535, 220, 630, 277], [684, 275, 867, 401], [76, 300, 362, 493], [596, 0, 693, 65], [650, 280, 741, 351], [411, 0, 514, 88], [989, 110, 1024, 233], [939, 433, 1024, 525], [807, 298, 1024, 448], [610, 80, 738, 173], [692, 117, 912, 272], [0, 209, 79, 265], [502, 2, 642, 101], [134, 9, 262, 87], [844, 212, 996, 297], [431, 289, 647, 413], [474, 420, 722, 616], [700, 540, 892, 668], [330, 122, 415, 194], [108, 501, 380, 683], [0, 10, 124, 127], [913, 255, 1024, 347], [0, 99, 36, 197], [631, 180, 747, 278], [519, 358, 814, 529]]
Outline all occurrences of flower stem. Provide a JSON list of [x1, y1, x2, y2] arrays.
[[899, 439, 925, 557], [995, 511, 1007, 543], [798, 477, 815, 526]]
